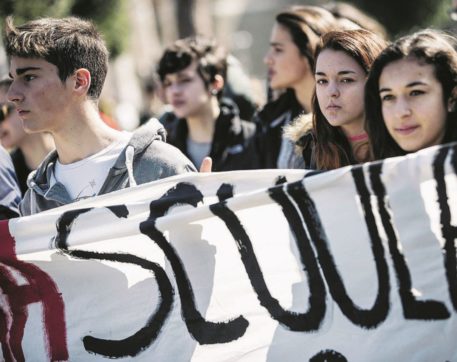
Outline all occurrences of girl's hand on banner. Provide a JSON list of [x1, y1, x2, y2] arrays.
[[199, 157, 212, 173]]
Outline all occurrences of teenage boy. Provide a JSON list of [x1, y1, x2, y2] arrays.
[[0, 145, 21, 219], [157, 35, 260, 171], [4, 17, 196, 216], [0, 77, 55, 195]]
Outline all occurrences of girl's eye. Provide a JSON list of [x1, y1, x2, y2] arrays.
[[381, 94, 394, 102], [316, 79, 327, 85], [24, 75, 36, 82], [410, 89, 424, 96], [273, 47, 283, 53], [341, 78, 354, 83]]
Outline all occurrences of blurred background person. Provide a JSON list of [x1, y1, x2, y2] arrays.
[[254, 5, 339, 169], [138, 73, 168, 126], [0, 145, 21, 219], [157, 35, 260, 171], [0, 78, 54, 195], [221, 54, 258, 121]]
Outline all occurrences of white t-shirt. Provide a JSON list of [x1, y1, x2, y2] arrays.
[[51, 135, 130, 201]]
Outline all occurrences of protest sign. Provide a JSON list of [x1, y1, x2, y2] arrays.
[[1, 144, 456, 361]]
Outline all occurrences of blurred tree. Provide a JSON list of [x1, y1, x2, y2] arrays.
[[346, 0, 450, 37], [70, 0, 129, 58], [0, 0, 73, 24], [429, 0, 457, 31], [0, 0, 129, 58]]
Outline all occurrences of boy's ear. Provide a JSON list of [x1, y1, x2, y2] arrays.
[[73, 68, 91, 95], [210, 74, 224, 94]]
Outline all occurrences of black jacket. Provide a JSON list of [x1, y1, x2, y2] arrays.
[[11, 148, 32, 196], [253, 90, 304, 169], [160, 99, 261, 171]]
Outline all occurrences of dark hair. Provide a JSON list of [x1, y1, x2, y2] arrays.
[[275, 6, 338, 70], [322, 2, 388, 40], [3, 16, 109, 99], [157, 35, 227, 97], [312, 29, 387, 170], [365, 29, 457, 160]]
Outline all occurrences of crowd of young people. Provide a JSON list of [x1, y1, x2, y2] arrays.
[[1, 3, 457, 219]]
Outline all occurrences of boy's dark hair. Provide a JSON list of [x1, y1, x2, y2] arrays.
[[365, 29, 457, 160], [157, 35, 227, 95], [3, 16, 109, 99]]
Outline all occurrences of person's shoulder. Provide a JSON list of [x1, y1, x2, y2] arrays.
[[253, 91, 299, 128], [254, 95, 285, 120], [283, 112, 314, 145], [220, 99, 256, 137], [132, 117, 167, 142], [143, 138, 189, 159], [0, 146, 13, 167], [235, 116, 257, 140], [133, 137, 197, 179], [158, 110, 178, 125], [283, 112, 316, 168]]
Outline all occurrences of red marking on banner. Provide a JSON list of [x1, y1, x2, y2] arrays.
[[0, 220, 69, 361]]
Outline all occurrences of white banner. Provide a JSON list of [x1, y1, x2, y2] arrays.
[[1, 143, 457, 361]]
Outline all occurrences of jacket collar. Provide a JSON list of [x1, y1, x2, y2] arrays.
[[27, 118, 166, 196], [170, 98, 244, 149], [109, 118, 166, 173]]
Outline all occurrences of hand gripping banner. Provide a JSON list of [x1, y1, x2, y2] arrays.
[[1, 143, 457, 361]]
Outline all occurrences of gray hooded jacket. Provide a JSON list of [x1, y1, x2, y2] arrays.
[[19, 119, 196, 216]]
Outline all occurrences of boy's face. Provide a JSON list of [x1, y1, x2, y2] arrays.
[[7, 57, 74, 135], [162, 61, 213, 119]]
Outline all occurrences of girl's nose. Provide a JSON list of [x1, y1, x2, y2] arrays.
[[327, 81, 340, 98], [395, 97, 412, 118]]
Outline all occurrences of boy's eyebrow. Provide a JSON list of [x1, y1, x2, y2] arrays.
[[10, 66, 41, 77]]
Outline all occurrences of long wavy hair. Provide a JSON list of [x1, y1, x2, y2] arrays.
[[312, 29, 387, 170], [365, 29, 457, 160]]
